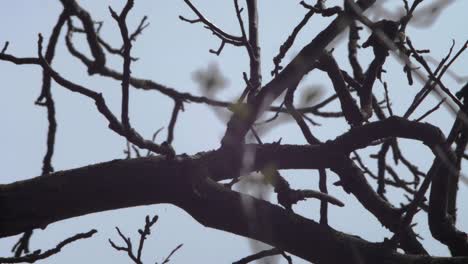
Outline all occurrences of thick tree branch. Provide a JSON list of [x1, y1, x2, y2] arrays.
[[1, 117, 453, 254], [2, 1, 467, 263], [0, 150, 466, 264]]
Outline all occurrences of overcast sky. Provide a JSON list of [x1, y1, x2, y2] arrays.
[[1, 0, 467, 263]]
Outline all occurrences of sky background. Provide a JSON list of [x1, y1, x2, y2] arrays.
[[1, 0, 467, 263]]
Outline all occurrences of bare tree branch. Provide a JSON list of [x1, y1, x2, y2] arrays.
[[0, 230, 97, 263]]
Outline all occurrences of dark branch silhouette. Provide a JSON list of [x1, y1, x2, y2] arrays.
[[1, 0, 468, 263]]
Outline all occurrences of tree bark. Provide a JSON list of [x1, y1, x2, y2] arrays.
[[1, 149, 467, 263], [2, 117, 466, 263]]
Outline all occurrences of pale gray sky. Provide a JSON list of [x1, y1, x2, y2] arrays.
[[1, 0, 467, 263]]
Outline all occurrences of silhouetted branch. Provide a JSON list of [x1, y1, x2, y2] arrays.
[[36, 34, 174, 156], [1, 41, 9, 54], [160, 244, 183, 264], [109, 227, 140, 264], [414, 99, 445, 122], [109, 214, 164, 264], [271, 6, 314, 77], [222, 0, 377, 147], [345, 1, 364, 82], [109, 0, 134, 130], [318, 169, 328, 225], [180, 0, 243, 50], [316, 52, 363, 126], [167, 100, 183, 144], [0, 230, 96, 263], [59, 0, 106, 73], [382, 81, 393, 116], [69, 17, 147, 61], [63, 20, 329, 116], [233, 0, 254, 60], [404, 38, 466, 118], [11, 231, 33, 258], [246, 0, 261, 97], [11, 9, 70, 257], [233, 247, 292, 264], [3, 1, 468, 262]]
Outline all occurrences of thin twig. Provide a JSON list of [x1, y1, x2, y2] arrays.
[[319, 169, 328, 225], [414, 99, 445, 122], [160, 244, 183, 264], [233, 0, 254, 61], [167, 100, 183, 144], [233, 248, 292, 264], [36, 34, 175, 156], [1, 230, 97, 263], [180, 0, 243, 48]]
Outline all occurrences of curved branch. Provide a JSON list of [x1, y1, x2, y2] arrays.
[[59, 0, 106, 73], [0, 115, 439, 236], [0, 151, 466, 264], [0, 230, 97, 263]]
